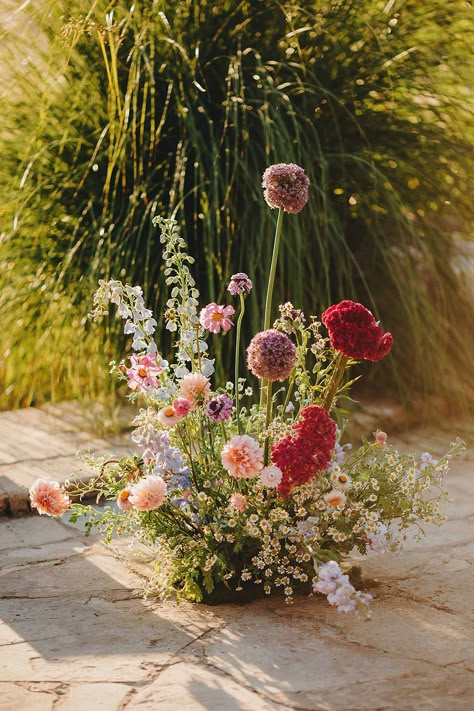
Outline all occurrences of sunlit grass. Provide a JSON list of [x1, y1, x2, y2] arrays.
[[0, 0, 472, 411]]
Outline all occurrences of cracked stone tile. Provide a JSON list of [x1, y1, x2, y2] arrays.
[[0, 682, 58, 711], [54, 682, 132, 710], [124, 660, 291, 710]]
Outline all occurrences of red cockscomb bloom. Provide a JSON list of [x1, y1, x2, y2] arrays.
[[271, 405, 336, 497], [321, 300, 393, 362]]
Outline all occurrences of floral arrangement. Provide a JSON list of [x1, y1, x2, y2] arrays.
[[29, 164, 462, 617]]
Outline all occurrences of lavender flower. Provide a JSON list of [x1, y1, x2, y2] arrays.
[[246, 329, 297, 381], [262, 163, 310, 214], [227, 273, 253, 296], [205, 393, 233, 422]]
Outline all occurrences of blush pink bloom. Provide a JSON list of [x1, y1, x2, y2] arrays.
[[178, 373, 211, 410], [324, 490, 347, 508], [375, 431, 388, 450], [129, 476, 167, 511], [221, 435, 264, 479], [29, 479, 70, 517], [117, 487, 133, 512], [260, 465, 283, 488], [126, 354, 163, 392], [157, 405, 181, 428], [199, 303, 235, 334], [229, 493, 247, 512]]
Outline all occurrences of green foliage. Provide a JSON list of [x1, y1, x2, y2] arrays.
[[0, 0, 472, 408]]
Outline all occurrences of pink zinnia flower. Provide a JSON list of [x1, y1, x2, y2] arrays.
[[199, 303, 235, 334], [29, 479, 70, 517], [321, 300, 393, 362], [129, 475, 167, 511], [260, 465, 283, 488], [324, 490, 347, 508], [229, 493, 247, 512], [246, 329, 297, 381], [262, 163, 310, 214], [117, 487, 133, 512], [178, 373, 211, 410], [221, 435, 264, 479], [126, 354, 163, 392], [173, 397, 192, 418], [227, 273, 253, 296]]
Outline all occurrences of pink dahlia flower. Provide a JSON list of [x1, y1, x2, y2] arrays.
[[117, 487, 133, 512], [229, 493, 247, 512], [199, 303, 235, 334], [126, 354, 163, 392], [246, 329, 297, 381], [321, 300, 393, 362], [221, 435, 264, 479], [178, 373, 211, 410], [172, 397, 192, 418], [129, 475, 167, 510], [262, 163, 310, 214], [227, 273, 253, 296], [29, 479, 70, 517]]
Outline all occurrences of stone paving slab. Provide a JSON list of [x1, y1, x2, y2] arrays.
[[0, 404, 131, 516], [0, 417, 472, 710]]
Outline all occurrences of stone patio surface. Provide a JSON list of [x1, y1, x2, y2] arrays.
[[0, 407, 473, 710]]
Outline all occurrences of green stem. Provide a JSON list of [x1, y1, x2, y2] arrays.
[[234, 293, 245, 434], [322, 352, 350, 411], [260, 207, 285, 411], [264, 380, 273, 466]]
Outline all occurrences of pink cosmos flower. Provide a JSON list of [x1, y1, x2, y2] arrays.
[[126, 354, 162, 392], [29, 479, 70, 517], [199, 303, 235, 334], [324, 490, 347, 508], [221, 435, 264, 479], [262, 163, 310, 214], [129, 476, 167, 511], [229, 493, 247, 512], [117, 487, 133, 512], [178, 373, 211, 409], [260, 465, 283, 488]]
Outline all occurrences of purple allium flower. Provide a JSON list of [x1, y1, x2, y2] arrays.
[[227, 273, 253, 296], [262, 163, 310, 214], [205, 393, 233, 421], [246, 329, 297, 381]]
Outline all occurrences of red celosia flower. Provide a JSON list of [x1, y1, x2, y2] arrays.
[[271, 405, 336, 497], [321, 300, 393, 362]]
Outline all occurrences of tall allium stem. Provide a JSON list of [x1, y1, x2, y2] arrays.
[[263, 207, 285, 332], [264, 380, 273, 466], [260, 207, 284, 410], [234, 293, 245, 434], [322, 353, 350, 411]]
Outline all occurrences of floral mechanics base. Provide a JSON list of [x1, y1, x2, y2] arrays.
[[29, 163, 463, 618]]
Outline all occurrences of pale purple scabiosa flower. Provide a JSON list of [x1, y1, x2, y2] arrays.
[[199, 303, 235, 334], [246, 329, 297, 381], [262, 163, 310, 214], [227, 273, 253, 296], [205, 393, 233, 421]]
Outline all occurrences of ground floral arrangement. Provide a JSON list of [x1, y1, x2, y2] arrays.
[[30, 164, 462, 617]]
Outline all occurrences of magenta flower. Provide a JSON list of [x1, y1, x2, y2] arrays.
[[199, 303, 235, 334], [126, 354, 163, 392], [262, 163, 310, 214], [29, 479, 70, 517], [246, 329, 297, 381], [205, 393, 233, 421], [227, 273, 253, 296]]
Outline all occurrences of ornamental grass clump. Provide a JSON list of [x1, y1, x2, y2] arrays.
[[30, 164, 464, 617]]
